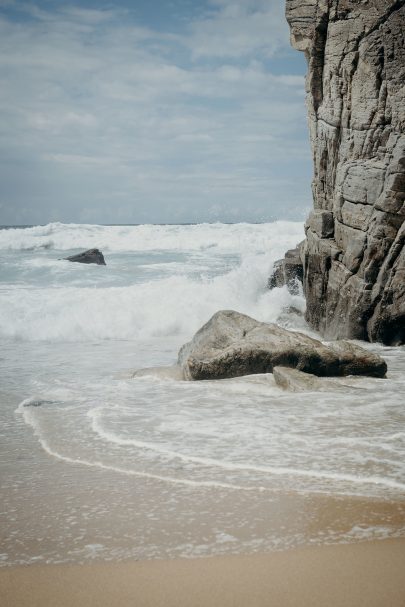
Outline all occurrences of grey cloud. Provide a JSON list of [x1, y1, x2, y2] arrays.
[[188, 0, 289, 59]]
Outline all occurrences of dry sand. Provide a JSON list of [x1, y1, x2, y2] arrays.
[[2, 538, 405, 607]]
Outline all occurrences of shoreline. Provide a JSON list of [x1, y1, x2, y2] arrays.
[[2, 538, 405, 606]]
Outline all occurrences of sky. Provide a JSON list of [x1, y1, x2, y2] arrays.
[[0, 0, 312, 225]]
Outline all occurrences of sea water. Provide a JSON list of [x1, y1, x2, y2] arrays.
[[0, 222, 404, 566]]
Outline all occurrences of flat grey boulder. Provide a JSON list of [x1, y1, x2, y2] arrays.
[[64, 248, 106, 265], [178, 310, 387, 381]]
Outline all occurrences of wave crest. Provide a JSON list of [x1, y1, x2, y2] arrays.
[[0, 221, 303, 253]]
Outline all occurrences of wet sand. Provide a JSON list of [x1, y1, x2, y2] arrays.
[[2, 538, 405, 607]]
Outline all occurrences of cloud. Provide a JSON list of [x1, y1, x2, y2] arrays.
[[0, 0, 311, 224], [187, 0, 289, 59]]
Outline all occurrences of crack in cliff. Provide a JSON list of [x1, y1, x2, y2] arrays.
[[359, 220, 404, 337], [355, 0, 405, 46], [317, 118, 402, 137], [310, 1, 331, 113]]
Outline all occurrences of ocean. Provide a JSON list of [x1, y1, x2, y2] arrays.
[[1, 221, 404, 566]]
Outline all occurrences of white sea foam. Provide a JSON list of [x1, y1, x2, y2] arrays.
[[17, 365, 405, 500], [89, 409, 405, 492], [19, 403, 262, 492], [0, 279, 304, 342], [0, 222, 305, 341], [0, 221, 304, 253]]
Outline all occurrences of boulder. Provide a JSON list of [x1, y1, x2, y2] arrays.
[[178, 310, 387, 381], [306, 210, 334, 239], [64, 248, 106, 265]]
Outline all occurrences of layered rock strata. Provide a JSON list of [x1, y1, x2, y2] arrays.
[[286, 0, 405, 345]]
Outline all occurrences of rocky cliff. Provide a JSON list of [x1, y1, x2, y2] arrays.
[[285, 0, 405, 345]]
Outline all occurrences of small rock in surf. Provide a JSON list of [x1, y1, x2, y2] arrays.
[[23, 399, 56, 407], [64, 248, 106, 265]]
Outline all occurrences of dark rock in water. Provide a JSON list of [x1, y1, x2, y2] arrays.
[[65, 248, 106, 265], [178, 310, 387, 381], [286, 0, 405, 344], [23, 399, 56, 407], [268, 242, 304, 295]]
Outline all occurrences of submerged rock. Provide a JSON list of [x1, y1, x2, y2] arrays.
[[131, 366, 184, 380], [23, 399, 57, 407], [64, 249, 106, 265], [286, 1, 405, 344], [178, 310, 387, 381], [273, 366, 361, 392]]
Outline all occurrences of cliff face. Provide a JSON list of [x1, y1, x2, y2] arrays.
[[286, 0, 405, 345]]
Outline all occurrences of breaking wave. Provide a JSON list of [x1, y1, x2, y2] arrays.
[[0, 222, 305, 341], [0, 221, 303, 253]]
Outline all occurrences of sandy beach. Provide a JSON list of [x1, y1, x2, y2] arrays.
[[2, 538, 405, 607]]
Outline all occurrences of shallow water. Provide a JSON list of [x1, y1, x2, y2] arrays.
[[0, 222, 404, 566]]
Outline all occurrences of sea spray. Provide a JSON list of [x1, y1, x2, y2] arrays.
[[0, 222, 305, 341]]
